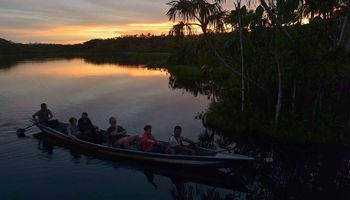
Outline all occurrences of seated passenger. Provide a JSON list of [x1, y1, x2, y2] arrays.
[[107, 117, 139, 149], [140, 125, 168, 153], [66, 117, 80, 138], [78, 112, 101, 143], [78, 112, 94, 133], [169, 126, 196, 155]]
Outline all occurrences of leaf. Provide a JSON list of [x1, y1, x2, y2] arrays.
[[255, 5, 264, 20]]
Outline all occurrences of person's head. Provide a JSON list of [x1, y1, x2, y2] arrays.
[[109, 117, 117, 127], [81, 112, 88, 119], [144, 125, 152, 134], [69, 117, 77, 125], [174, 126, 182, 137], [40, 103, 47, 111]]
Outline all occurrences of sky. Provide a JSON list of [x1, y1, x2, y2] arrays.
[[0, 0, 237, 44], [0, 0, 173, 44]]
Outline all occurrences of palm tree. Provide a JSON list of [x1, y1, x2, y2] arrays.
[[166, 0, 226, 34], [169, 21, 194, 39], [167, 0, 268, 92], [299, 0, 346, 20]]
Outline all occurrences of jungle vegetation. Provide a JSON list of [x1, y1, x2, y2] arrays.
[[165, 0, 350, 143]]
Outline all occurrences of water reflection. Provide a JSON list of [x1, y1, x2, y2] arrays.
[[0, 57, 208, 142], [11, 61, 167, 78], [196, 130, 350, 199], [0, 53, 168, 71]]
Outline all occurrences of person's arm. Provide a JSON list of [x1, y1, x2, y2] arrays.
[[110, 130, 118, 136], [67, 127, 72, 136], [150, 135, 159, 144], [88, 119, 94, 129], [117, 126, 127, 136], [77, 120, 82, 131], [32, 111, 38, 121], [183, 137, 195, 145], [147, 139, 156, 144], [48, 110, 53, 120]]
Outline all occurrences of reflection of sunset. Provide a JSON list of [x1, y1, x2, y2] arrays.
[[16, 59, 168, 78]]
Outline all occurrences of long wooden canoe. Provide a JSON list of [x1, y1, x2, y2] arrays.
[[35, 120, 254, 167]]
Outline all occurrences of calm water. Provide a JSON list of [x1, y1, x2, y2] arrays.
[[0, 58, 240, 200], [0, 58, 349, 200]]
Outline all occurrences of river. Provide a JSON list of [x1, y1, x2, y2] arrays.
[[0, 57, 349, 200]]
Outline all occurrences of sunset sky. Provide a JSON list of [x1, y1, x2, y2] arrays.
[[0, 0, 235, 44]]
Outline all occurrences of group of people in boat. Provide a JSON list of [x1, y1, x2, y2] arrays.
[[32, 103, 197, 155]]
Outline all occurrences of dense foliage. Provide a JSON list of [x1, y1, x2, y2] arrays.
[[166, 0, 350, 143]]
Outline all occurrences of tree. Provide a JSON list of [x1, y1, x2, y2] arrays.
[[167, 0, 226, 34], [167, 0, 268, 91]]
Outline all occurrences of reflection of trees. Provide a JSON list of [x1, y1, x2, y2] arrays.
[[0, 56, 77, 71], [170, 181, 194, 200], [170, 183, 243, 200], [0, 53, 170, 71], [82, 53, 169, 67], [197, 130, 350, 199]]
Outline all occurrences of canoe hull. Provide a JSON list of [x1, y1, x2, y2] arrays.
[[36, 122, 254, 167]]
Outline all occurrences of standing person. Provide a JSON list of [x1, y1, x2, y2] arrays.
[[169, 126, 196, 155], [140, 125, 168, 153], [107, 117, 139, 149], [32, 103, 53, 123]]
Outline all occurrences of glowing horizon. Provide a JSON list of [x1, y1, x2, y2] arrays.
[[0, 0, 235, 44], [1, 22, 176, 44], [0, 0, 180, 44]]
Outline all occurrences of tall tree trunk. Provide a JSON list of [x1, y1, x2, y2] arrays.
[[203, 33, 268, 93], [259, 0, 295, 43], [274, 53, 283, 127], [237, 0, 245, 112]]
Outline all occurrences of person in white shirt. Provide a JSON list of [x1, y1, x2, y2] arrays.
[[168, 126, 196, 155], [66, 117, 80, 138]]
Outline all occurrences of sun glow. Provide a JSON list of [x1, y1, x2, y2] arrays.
[[2, 22, 175, 44]]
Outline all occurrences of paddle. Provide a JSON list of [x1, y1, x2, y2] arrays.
[[16, 122, 37, 138], [183, 138, 234, 153]]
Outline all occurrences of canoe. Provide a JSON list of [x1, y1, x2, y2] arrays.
[[35, 120, 254, 167]]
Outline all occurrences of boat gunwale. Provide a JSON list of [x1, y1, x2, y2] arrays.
[[36, 122, 254, 162]]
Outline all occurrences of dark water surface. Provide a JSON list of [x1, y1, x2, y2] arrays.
[[0, 58, 349, 200]]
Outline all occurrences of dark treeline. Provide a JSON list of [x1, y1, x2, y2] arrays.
[[0, 34, 175, 57]]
